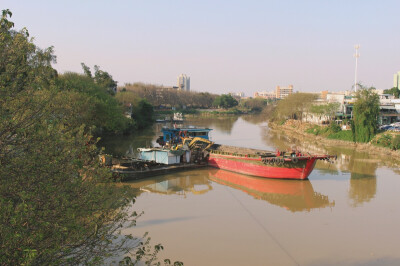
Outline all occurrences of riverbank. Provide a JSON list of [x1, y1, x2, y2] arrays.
[[269, 120, 400, 164]]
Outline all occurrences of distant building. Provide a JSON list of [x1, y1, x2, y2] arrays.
[[275, 85, 293, 99], [254, 91, 276, 100], [177, 74, 190, 91], [229, 92, 245, 98], [394, 71, 400, 88], [320, 90, 329, 100]]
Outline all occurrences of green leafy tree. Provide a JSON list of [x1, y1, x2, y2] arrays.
[[310, 102, 341, 121], [240, 98, 268, 112], [80, 63, 118, 95], [212, 94, 238, 109], [352, 88, 380, 142], [383, 87, 400, 98], [271, 93, 318, 121], [56, 72, 132, 134], [0, 10, 178, 265]]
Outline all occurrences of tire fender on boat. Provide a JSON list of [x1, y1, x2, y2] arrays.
[[292, 157, 299, 163]]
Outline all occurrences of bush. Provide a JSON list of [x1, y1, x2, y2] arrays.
[[305, 125, 328, 136], [371, 134, 392, 148], [327, 130, 354, 141], [329, 122, 342, 133], [391, 135, 400, 150]]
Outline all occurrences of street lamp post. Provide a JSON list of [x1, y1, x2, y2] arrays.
[[354, 45, 360, 92]]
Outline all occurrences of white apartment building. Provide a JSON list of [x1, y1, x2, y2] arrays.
[[394, 71, 400, 88], [177, 74, 190, 91]]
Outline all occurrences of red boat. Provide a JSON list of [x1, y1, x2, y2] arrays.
[[207, 144, 335, 180], [155, 127, 335, 180]]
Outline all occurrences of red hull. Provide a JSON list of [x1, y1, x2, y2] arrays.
[[207, 154, 318, 180]]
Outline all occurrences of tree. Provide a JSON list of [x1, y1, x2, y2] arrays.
[[0, 10, 174, 265], [240, 98, 268, 112], [383, 87, 400, 98], [271, 93, 318, 121], [310, 102, 341, 121], [352, 88, 380, 143], [80, 63, 118, 95], [56, 72, 132, 134], [212, 94, 238, 109]]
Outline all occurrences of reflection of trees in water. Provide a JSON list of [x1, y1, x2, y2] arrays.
[[186, 116, 239, 134], [125, 171, 212, 197], [241, 114, 269, 125], [98, 126, 157, 157], [349, 174, 377, 207]]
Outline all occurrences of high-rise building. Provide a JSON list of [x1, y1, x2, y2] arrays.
[[177, 74, 190, 91], [275, 85, 293, 99], [394, 71, 400, 88]]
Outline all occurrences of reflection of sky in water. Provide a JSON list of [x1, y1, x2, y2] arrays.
[[192, 117, 276, 151]]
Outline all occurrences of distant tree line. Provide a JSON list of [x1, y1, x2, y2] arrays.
[[121, 83, 217, 109]]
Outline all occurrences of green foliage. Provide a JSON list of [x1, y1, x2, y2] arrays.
[[123, 82, 217, 109], [80, 63, 118, 95], [392, 135, 400, 150], [272, 93, 318, 121], [240, 97, 268, 112], [372, 134, 392, 148], [56, 72, 132, 134], [352, 88, 380, 143], [305, 123, 352, 141], [310, 102, 340, 118], [132, 98, 154, 129], [329, 122, 342, 133], [371, 133, 400, 150], [305, 125, 329, 136], [212, 94, 238, 109], [0, 10, 172, 265], [327, 130, 354, 141], [383, 87, 400, 98]]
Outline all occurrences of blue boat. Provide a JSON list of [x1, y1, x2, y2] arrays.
[[156, 126, 212, 146]]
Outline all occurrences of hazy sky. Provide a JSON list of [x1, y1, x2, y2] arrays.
[[3, 0, 400, 95]]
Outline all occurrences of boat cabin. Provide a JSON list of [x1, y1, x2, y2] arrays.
[[158, 127, 212, 145]]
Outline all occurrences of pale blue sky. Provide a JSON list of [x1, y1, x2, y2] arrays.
[[3, 0, 400, 95]]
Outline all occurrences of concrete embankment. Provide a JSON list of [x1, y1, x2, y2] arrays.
[[268, 120, 400, 165]]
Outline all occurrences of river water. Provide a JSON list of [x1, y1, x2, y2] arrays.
[[101, 116, 400, 266]]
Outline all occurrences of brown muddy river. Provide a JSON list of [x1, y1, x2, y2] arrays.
[[101, 115, 400, 266]]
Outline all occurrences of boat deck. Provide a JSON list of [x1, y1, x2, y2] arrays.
[[210, 144, 276, 157]]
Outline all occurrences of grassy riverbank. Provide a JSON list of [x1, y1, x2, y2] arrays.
[[269, 120, 400, 161]]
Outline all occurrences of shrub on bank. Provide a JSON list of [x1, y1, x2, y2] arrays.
[[327, 130, 354, 141], [305, 123, 354, 141], [371, 133, 400, 150]]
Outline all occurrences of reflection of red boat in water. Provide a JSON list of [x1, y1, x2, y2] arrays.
[[209, 169, 334, 212]]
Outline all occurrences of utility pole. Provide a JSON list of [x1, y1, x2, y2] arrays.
[[354, 45, 360, 92]]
